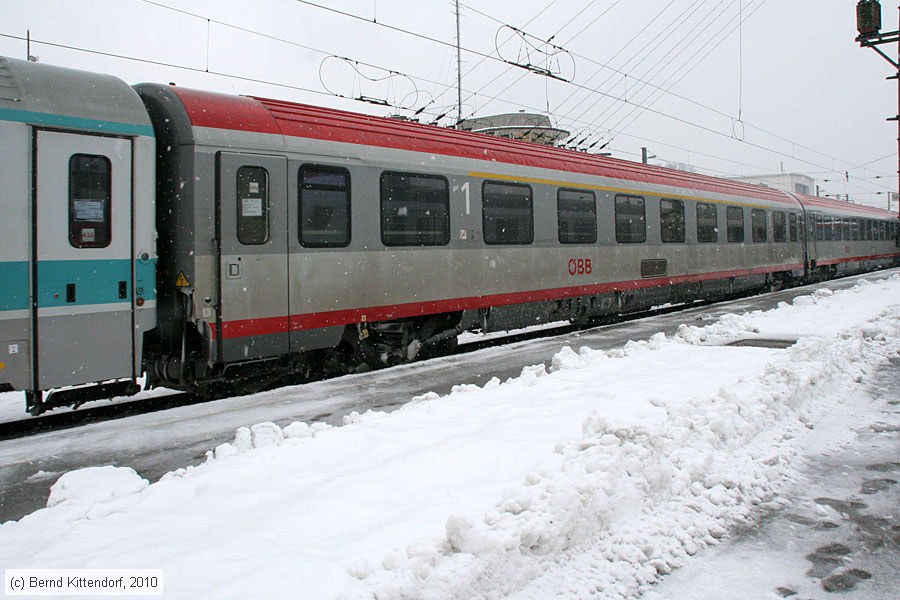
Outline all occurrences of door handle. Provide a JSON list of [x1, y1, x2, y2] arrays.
[[66, 283, 76, 303], [119, 281, 128, 300]]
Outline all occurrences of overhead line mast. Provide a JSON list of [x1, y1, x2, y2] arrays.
[[856, 0, 900, 215], [456, 0, 463, 127]]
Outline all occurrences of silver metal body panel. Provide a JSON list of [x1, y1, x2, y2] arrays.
[[161, 124, 814, 360], [136, 83, 898, 379]]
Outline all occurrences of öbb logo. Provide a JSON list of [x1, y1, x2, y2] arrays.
[[567, 258, 592, 276]]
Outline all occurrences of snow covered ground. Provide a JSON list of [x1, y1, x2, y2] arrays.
[[2, 273, 900, 599]]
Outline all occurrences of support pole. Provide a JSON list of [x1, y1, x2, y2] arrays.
[[456, 0, 463, 127], [855, 1, 900, 215]]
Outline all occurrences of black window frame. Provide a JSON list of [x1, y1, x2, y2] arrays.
[[557, 188, 597, 244], [615, 194, 646, 244], [772, 211, 787, 243], [380, 171, 451, 247], [726, 206, 744, 243], [696, 202, 718, 243], [236, 165, 270, 246], [298, 164, 351, 248], [751, 209, 767, 242], [482, 181, 534, 245], [660, 198, 686, 243], [69, 153, 113, 249], [788, 212, 798, 242]]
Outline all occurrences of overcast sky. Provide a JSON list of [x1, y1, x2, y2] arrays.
[[2, 0, 898, 208]]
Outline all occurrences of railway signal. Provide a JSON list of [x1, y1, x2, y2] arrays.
[[855, 1, 900, 216]]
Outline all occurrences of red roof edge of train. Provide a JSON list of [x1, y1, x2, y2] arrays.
[[170, 85, 800, 205], [794, 192, 899, 218]]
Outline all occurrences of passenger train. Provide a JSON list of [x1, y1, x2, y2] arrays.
[[1, 55, 897, 415]]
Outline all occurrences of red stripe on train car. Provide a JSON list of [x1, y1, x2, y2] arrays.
[[211, 264, 807, 340], [816, 252, 900, 267]]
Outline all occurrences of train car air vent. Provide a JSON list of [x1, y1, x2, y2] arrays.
[[640, 258, 667, 278]]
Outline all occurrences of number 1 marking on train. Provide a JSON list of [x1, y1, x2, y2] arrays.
[[462, 181, 470, 215]]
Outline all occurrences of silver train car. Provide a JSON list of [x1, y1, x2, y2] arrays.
[[1, 56, 898, 414]]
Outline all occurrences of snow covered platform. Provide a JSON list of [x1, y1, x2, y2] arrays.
[[2, 273, 900, 599]]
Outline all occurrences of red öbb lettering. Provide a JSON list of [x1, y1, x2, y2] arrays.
[[567, 258, 592, 275]]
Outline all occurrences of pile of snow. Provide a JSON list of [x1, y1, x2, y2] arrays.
[[2, 274, 900, 599]]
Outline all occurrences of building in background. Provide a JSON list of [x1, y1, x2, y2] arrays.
[[457, 112, 569, 146], [728, 172, 816, 196]]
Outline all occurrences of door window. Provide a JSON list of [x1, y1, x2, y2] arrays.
[[237, 166, 269, 245], [69, 154, 112, 248]]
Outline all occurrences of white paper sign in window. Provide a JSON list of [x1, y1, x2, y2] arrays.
[[74, 199, 105, 221], [241, 197, 264, 217]]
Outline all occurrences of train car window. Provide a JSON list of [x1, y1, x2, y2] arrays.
[[823, 217, 834, 241], [772, 211, 786, 242], [381, 172, 450, 246], [696, 202, 718, 243], [815, 215, 824, 241], [482, 181, 533, 245], [866, 220, 874, 240], [236, 166, 269, 245], [69, 154, 112, 249], [751, 209, 767, 242], [851, 219, 860, 241], [614, 195, 646, 243], [660, 199, 685, 243], [557, 189, 597, 244], [788, 213, 798, 242], [726, 206, 744, 243], [842, 218, 851, 240], [299, 165, 351, 247]]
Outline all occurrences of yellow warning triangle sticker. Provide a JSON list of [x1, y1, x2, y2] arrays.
[[175, 272, 191, 287]]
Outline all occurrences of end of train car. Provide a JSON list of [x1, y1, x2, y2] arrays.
[[0, 56, 157, 415]]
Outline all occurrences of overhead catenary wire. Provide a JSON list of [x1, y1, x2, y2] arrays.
[[459, 0, 893, 183], [190, 0, 894, 182], [8, 1, 895, 192]]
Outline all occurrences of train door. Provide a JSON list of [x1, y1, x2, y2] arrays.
[[216, 152, 289, 363], [33, 130, 135, 390]]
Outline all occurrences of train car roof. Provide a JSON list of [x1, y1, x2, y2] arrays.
[[158, 85, 804, 206], [0, 56, 153, 137], [795, 193, 898, 219]]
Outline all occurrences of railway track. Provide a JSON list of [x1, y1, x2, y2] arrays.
[[0, 299, 715, 442]]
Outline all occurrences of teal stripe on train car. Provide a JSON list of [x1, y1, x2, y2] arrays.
[[0, 107, 155, 137], [36, 259, 158, 308], [0, 261, 29, 311]]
